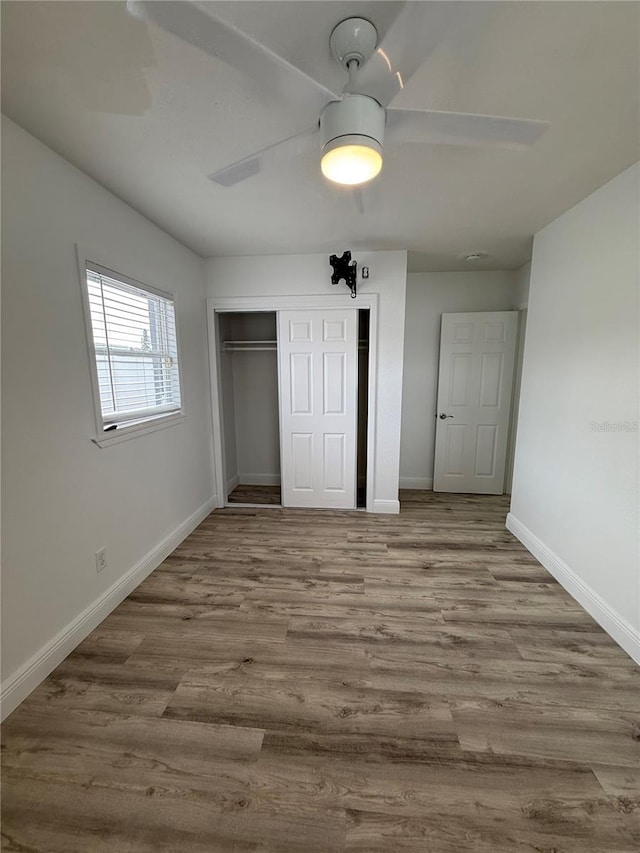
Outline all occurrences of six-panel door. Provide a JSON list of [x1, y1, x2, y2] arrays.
[[278, 309, 358, 508], [433, 311, 518, 494]]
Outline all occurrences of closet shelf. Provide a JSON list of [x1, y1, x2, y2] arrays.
[[222, 339, 277, 352], [222, 340, 369, 352]]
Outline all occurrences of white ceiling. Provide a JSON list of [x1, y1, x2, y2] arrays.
[[2, 1, 638, 271]]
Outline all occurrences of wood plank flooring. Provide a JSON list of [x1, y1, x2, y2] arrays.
[[228, 484, 281, 505], [2, 491, 639, 852]]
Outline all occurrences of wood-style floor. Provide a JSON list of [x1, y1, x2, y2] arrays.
[[2, 491, 639, 852], [228, 484, 282, 505]]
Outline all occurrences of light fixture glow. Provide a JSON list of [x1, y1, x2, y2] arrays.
[[320, 96, 385, 187], [321, 140, 382, 186]]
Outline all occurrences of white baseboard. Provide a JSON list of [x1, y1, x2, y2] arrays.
[[0, 496, 218, 721], [239, 473, 281, 486], [506, 512, 640, 665], [399, 477, 434, 490], [226, 473, 239, 494], [372, 499, 400, 514]]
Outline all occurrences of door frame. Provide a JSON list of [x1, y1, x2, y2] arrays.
[[206, 295, 379, 512]]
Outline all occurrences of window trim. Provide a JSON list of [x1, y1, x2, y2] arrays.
[[76, 245, 186, 448]]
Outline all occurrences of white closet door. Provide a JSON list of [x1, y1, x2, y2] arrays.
[[433, 311, 518, 494], [278, 309, 358, 508]]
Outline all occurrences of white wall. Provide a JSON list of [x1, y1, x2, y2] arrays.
[[227, 313, 280, 486], [218, 316, 239, 492], [399, 271, 517, 489], [232, 352, 280, 484], [217, 313, 280, 492], [1, 117, 216, 716], [504, 261, 532, 492], [509, 162, 639, 663], [205, 251, 407, 512]]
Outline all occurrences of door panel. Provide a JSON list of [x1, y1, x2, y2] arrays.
[[323, 352, 346, 414], [323, 433, 346, 490], [474, 424, 498, 476], [323, 318, 347, 341], [290, 319, 312, 342], [291, 433, 313, 490], [278, 309, 357, 508], [434, 311, 518, 494], [290, 353, 312, 414], [479, 352, 503, 407], [445, 424, 466, 476], [450, 354, 472, 406]]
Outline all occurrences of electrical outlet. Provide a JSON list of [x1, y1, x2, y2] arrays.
[[95, 547, 107, 573]]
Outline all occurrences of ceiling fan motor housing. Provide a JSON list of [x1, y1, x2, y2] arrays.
[[320, 95, 385, 159]]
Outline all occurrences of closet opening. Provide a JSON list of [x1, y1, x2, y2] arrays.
[[218, 312, 281, 506], [213, 303, 373, 511], [357, 309, 370, 509]]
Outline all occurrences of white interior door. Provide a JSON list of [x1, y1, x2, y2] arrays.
[[278, 309, 357, 508], [433, 311, 518, 494]]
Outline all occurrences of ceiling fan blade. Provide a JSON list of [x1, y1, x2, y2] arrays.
[[351, 2, 465, 107], [208, 126, 318, 187], [386, 109, 550, 149], [127, 1, 337, 116]]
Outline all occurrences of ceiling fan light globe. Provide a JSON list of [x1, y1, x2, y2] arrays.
[[320, 96, 385, 186], [321, 139, 382, 186]]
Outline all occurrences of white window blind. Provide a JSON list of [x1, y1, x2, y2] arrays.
[[85, 264, 182, 429]]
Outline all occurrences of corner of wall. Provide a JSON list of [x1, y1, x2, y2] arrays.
[[514, 261, 532, 309], [506, 512, 640, 665]]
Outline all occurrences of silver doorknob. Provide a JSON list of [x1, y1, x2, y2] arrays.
[[439, 413, 454, 419]]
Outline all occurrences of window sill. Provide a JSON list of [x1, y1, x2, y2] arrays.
[[92, 412, 185, 448]]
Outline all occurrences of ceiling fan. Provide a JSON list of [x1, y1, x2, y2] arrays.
[[127, 2, 549, 189]]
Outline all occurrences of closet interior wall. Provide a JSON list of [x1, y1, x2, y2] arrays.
[[218, 312, 280, 502]]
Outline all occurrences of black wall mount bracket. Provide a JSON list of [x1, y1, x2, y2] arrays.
[[329, 251, 357, 298]]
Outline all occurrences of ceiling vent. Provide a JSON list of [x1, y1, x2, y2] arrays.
[[463, 252, 489, 262]]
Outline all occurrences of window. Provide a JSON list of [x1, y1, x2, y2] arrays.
[[83, 261, 183, 440]]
